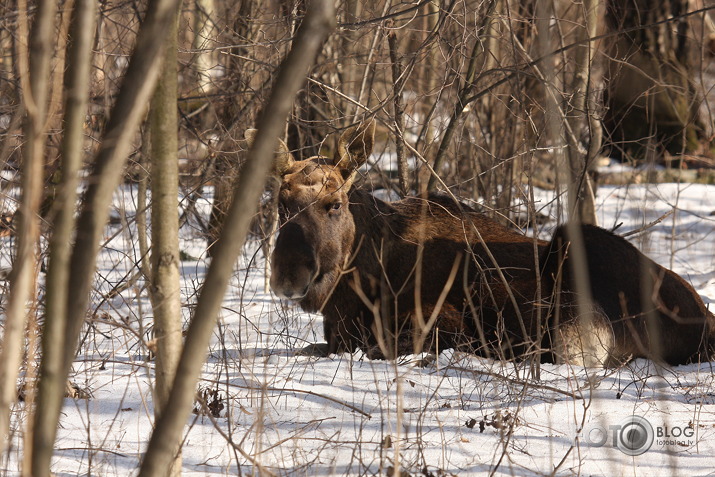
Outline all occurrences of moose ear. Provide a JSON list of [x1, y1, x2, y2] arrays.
[[243, 128, 294, 176], [333, 120, 375, 181]]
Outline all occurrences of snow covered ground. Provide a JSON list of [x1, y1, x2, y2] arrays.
[[2, 181, 714, 476]]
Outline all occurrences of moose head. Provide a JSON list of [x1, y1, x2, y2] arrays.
[[246, 120, 376, 311]]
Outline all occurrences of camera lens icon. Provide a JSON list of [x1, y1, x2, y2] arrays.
[[615, 416, 654, 456]]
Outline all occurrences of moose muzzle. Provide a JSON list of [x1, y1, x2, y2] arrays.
[[270, 222, 319, 300]]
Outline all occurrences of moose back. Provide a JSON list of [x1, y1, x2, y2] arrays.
[[252, 120, 714, 367]]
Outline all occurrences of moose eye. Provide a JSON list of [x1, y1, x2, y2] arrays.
[[327, 201, 342, 213]]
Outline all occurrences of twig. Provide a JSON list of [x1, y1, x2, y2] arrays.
[[619, 210, 674, 238], [195, 398, 277, 477], [443, 365, 585, 400], [55, 447, 129, 458]]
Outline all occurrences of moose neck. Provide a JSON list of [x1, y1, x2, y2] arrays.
[[345, 187, 404, 264]]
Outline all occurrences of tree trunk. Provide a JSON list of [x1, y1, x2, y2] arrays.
[[604, 0, 703, 160], [31, 0, 96, 474], [148, 8, 182, 476], [534, 0, 602, 372], [61, 0, 183, 376], [388, 31, 409, 196], [137, 2, 335, 473], [193, 0, 216, 94], [566, 0, 602, 225], [22, 0, 184, 472], [0, 0, 56, 457]]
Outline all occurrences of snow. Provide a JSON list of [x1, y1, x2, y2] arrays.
[[2, 181, 715, 476]]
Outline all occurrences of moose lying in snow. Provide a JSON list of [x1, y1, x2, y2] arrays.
[[255, 120, 714, 367]]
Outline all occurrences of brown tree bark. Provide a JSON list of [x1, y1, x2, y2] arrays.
[[62, 0, 183, 378], [138, 1, 335, 473], [31, 0, 96, 474], [20, 0, 183, 473], [388, 31, 410, 196], [148, 7, 182, 476], [566, 0, 602, 225], [0, 0, 56, 458]]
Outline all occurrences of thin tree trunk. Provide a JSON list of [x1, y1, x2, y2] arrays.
[[339, 0, 360, 119], [567, 0, 601, 225], [148, 8, 182, 476], [537, 0, 599, 366], [0, 0, 56, 457], [17, 0, 183, 470], [388, 32, 409, 196], [193, 0, 216, 93], [30, 0, 96, 474], [138, 2, 335, 473], [137, 132, 152, 282], [62, 0, 182, 379]]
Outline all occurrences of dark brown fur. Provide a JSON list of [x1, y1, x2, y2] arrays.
[[542, 225, 715, 365], [261, 121, 714, 366]]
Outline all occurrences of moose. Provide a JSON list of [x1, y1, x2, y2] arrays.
[[254, 119, 714, 367]]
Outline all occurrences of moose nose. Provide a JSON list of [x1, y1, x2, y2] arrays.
[[270, 222, 317, 300], [279, 284, 310, 300]]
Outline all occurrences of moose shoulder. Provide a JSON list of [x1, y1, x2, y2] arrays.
[[256, 120, 714, 367]]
